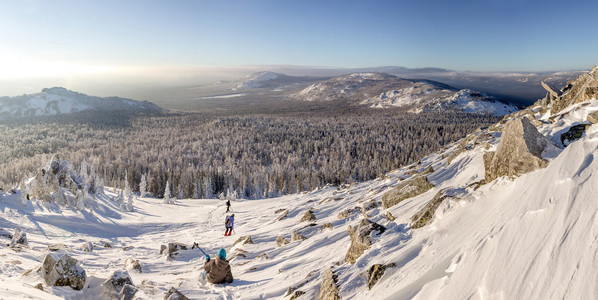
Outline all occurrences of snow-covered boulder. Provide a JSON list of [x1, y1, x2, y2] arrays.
[[120, 284, 137, 300], [41, 252, 87, 290], [101, 270, 134, 299], [484, 117, 554, 182], [381, 176, 434, 209], [291, 232, 307, 241], [276, 236, 289, 247], [300, 210, 316, 222], [124, 258, 142, 273], [411, 191, 450, 229], [345, 219, 385, 264], [318, 268, 340, 300], [9, 228, 27, 248], [164, 287, 189, 300], [81, 242, 93, 252]]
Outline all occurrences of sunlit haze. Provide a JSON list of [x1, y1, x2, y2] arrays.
[[1, 0, 597, 99]]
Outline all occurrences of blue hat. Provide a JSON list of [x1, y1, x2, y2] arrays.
[[217, 248, 226, 260]]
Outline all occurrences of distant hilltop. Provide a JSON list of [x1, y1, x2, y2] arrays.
[[0, 87, 162, 120]]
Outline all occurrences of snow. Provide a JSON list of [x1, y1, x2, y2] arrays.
[[0, 87, 160, 119], [2, 99, 598, 298], [233, 72, 281, 90]]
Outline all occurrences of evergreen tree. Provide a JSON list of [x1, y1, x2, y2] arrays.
[[163, 180, 172, 204], [139, 174, 147, 197]]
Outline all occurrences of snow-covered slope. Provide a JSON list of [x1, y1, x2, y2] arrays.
[[296, 73, 517, 116], [0, 87, 162, 120], [2, 70, 598, 299], [233, 71, 283, 90]]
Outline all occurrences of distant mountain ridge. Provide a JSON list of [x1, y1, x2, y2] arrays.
[[231, 71, 325, 91], [0, 87, 162, 120], [293, 72, 518, 116]]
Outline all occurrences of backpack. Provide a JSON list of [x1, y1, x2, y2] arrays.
[[225, 216, 231, 226]]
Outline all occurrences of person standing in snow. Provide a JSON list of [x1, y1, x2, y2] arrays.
[[204, 248, 234, 284], [224, 214, 234, 236], [226, 199, 231, 212]]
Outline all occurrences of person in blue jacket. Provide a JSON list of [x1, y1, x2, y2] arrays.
[[224, 214, 234, 236]]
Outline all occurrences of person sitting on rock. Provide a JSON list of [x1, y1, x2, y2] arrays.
[[204, 248, 233, 284]]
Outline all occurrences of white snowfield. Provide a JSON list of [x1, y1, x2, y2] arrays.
[[0, 87, 160, 119], [2, 100, 598, 299]]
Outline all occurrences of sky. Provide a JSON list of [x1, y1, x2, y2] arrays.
[[0, 0, 597, 96]]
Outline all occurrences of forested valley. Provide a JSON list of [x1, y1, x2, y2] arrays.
[[0, 108, 500, 199]]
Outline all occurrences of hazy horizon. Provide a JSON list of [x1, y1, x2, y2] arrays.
[[1, 0, 597, 101]]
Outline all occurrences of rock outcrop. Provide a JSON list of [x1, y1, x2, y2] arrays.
[[345, 219, 386, 264], [291, 232, 307, 241], [367, 264, 387, 290], [411, 191, 449, 229], [561, 124, 590, 146], [276, 209, 289, 221], [300, 210, 316, 222], [41, 252, 87, 290], [233, 236, 254, 246], [160, 242, 187, 259], [588, 111, 598, 124], [484, 117, 553, 182], [381, 176, 434, 209], [318, 268, 340, 300], [276, 236, 289, 247], [321, 223, 333, 231], [549, 66, 598, 114]]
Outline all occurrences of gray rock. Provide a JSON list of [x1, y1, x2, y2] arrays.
[[345, 219, 385, 264], [321, 223, 333, 231], [102, 270, 133, 299], [9, 228, 27, 248], [119, 284, 137, 300], [164, 287, 189, 300], [318, 268, 339, 300], [291, 232, 307, 241], [276, 236, 289, 247], [381, 176, 434, 209], [290, 290, 306, 300], [276, 209, 289, 221], [337, 207, 360, 220], [484, 117, 553, 182], [81, 242, 93, 252], [47, 243, 69, 252], [233, 236, 254, 246], [367, 264, 387, 290], [411, 191, 450, 229], [124, 258, 142, 273], [300, 210, 316, 222], [41, 252, 87, 290]]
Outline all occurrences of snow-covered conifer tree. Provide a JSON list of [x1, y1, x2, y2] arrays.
[[163, 180, 172, 204], [127, 194, 135, 211], [139, 174, 147, 197]]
